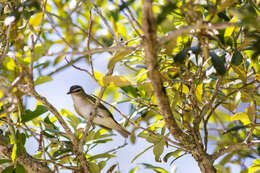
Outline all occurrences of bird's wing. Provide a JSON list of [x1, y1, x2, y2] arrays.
[[87, 94, 117, 121]]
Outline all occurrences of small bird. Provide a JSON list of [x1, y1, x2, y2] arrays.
[[67, 85, 130, 138]]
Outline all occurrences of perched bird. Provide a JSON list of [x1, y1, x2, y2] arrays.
[[67, 85, 130, 138]]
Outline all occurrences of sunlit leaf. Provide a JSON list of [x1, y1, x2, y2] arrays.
[[195, 83, 203, 102], [248, 159, 260, 173], [34, 76, 53, 85], [136, 69, 148, 83], [173, 83, 189, 94], [163, 149, 183, 163], [232, 65, 247, 82], [94, 71, 105, 86], [3, 57, 16, 71], [130, 167, 140, 173], [11, 144, 17, 161], [230, 112, 249, 121], [29, 12, 42, 27], [107, 50, 132, 70], [103, 75, 131, 87], [140, 163, 168, 173]]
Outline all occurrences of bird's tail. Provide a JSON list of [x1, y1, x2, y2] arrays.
[[114, 124, 130, 138]]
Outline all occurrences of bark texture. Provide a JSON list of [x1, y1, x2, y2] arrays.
[[142, 0, 193, 146]]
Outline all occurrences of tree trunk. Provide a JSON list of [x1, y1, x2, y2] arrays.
[[193, 153, 216, 173]]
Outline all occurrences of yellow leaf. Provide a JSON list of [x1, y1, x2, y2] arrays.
[[103, 75, 131, 87], [29, 12, 43, 27], [0, 90, 3, 98], [136, 69, 148, 83], [173, 83, 189, 94], [195, 83, 203, 102], [232, 65, 247, 82], [256, 73, 260, 81], [224, 26, 235, 38], [107, 50, 132, 70], [248, 159, 260, 173], [4, 57, 16, 71], [230, 112, 249, 121], [94, 71, 104, 86]]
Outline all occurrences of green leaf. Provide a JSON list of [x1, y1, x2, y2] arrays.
[[130, 167, 140, 173], [138, 132, 161, 144], [2, 165, 15, 173], [231, 50, 243, 66], [98, 161, 106, 170], [88, 153, 116, 161], [195, 83, 203, 102], [103, 76, 131, 87], [89, 162, 100, 173], [248, 159, 260, 173], [16, 163, 28, 173], [210, 51, 226, 75], [153, 138, 165, 162], [131, 145, 153, 163], [163, 149, 183, 163], [0, 159, 11, 165], [34, 76, 53, 85], [107, 50, 132, 70], [230, 112, 249, 121], [120, 85, 138, 98], [3, 57, 16, 71], [11, 144, 17, 161], [21, 105, 48, 123], [53, 148, 72, 157], [173, 48, 189, 64], [140, 163, 168, 173]]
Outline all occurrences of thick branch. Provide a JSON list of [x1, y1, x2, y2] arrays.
[[142, 0, 192, 145]]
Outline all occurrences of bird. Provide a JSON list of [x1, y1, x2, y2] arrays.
[[67, 85, 130, 138]]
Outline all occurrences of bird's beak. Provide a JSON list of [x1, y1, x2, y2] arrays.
[[67, 91, 71, 95]]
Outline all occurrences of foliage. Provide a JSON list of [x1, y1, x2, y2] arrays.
[[0, 0, 259, 173]]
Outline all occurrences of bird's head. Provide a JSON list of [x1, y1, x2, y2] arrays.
[[67, 85, 84, 95]]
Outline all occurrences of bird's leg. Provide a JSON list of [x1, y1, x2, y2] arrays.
[[88, 112, 96, 129]]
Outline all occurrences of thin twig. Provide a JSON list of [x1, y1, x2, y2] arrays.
[[45, 46, 137, 57], [92, 3, 120, 45], [158, 22, 236, 46], [0, 24, 11, 61], [64, 57, 97, 82]]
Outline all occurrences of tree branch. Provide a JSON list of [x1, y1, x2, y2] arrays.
[[211, 140, 260, 161], [158, 22, 236, 47], [142, 0, 193, 146], [0, 135, 52, 173]]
